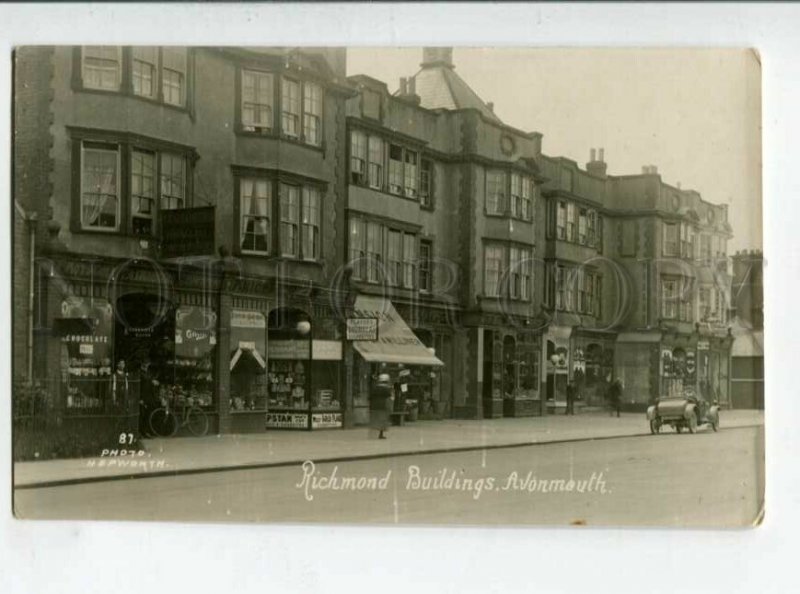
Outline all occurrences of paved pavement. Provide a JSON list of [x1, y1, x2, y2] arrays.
[[13, 409, 764, 488], [13, 426, 765, 527]]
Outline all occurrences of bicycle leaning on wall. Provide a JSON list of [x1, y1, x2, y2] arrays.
[[148, 393, 209, 437]]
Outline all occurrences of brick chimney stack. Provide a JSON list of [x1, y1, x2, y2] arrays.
[[586, 147, 608, 178]]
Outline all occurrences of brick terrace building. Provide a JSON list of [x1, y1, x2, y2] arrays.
[[13, 47, 737, 456]]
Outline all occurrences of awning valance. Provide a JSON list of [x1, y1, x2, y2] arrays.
[[351, 295, 444, 367]]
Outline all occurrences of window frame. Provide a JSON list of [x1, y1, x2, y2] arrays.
[[241, 69, 275, 133], [130, 148, 157, 237], [238, 177, 272, 255], [81, 46, 123, 92], [484, 244, 505, 298], [418, 239, 433, 293], [300, 186, 321, 261], [663, 222, 680, 257], [79, 140, 122, 232]]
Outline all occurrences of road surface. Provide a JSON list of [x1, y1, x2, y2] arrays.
[[14, 425, 763, 528]]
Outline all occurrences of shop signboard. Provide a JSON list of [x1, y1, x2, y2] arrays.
[[232, 310, 267, 329], [697, 340, 710, 351], [268, 340, 310, 360], [311, 412, 343, 429], [312, 340, 343, 361], [161, 206, 215, 259], [346, 318, 378, 341], [265, 412, 308, 429]]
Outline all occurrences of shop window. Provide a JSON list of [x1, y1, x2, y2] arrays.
[[281, 78, 301, 138], [131, 149, 156, 236], [419, 159, 433, 208], [302, 81, 322, 146], [59, 298, 114, 411], [80, 141, 120, 231], [161, 47, 187, 107], [170, 306, 216, 407], [81, 46, 122, 91], [350, 130, 367, 185], [132, 46, 158, 99], [230, 310, 268, 412], [242, 70, 274, 132], [159, 153, 186, 210], [419, 240, 433, 293], [486, 170, 506, 215], [240, 178, 271, 254]]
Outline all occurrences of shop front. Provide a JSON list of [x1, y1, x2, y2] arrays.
[[545, 325, 572, 413], [265, 307, 343, 430], [571, 332, 615, 407], [348, 295, 444, 425]]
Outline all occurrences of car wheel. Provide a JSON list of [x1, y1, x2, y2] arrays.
[[649, 419, 661, 434], [687, 411, 697, 434]]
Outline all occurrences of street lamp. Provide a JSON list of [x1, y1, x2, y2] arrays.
[[296, 318, 312, 430]]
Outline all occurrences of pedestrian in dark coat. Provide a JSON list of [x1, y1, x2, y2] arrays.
[[138, 361, 160, 437], [607, 379, 623, 418], [369, 373, 394, 439], [565, 381, 575, 415]]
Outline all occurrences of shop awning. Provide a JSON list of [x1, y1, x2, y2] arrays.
[[351, 295, 444, 366]]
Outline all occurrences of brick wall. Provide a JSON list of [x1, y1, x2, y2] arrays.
[[12, 47, 55, 380]]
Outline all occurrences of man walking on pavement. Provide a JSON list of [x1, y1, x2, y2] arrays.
[[607, 378, 623, 418], [565, 380, 576, 415]]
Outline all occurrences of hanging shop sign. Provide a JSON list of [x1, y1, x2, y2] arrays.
[[175, 306, 217, 358], [346, 317, 378, 341], [232, 310, 267, 329], [265, 412, 308, 429], [311, 412, 343, 429]]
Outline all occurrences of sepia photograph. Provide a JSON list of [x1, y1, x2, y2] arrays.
[[9, 44, 765, 529]]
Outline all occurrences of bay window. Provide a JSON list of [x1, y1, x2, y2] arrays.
[[281, 78, 301, 138], [484, 245, 504, 297], [388, 144, 404, 195], [81, 46, 122, 91], [663, 222, 679, 256], [80, 142, 120, 230], [303, 81, 322, 146], [160, 153, 186, 210], [419, 240, 432, 292], [368, 136, 384, 190], [131, 150, 156, 235], [349, 218, 366, 279], [240, 179, 271, 254], [279, 183, 300, 256], [486, 170, 506, 215], [366, 221, 383, 283], [161, 47, 187, 107], [403, 234, 416, 289], [556, 201, 567, 239], [242, 70, 274, 132], [301, 187, 321, 260], [350, 130, 367, 185], [520, 177, 532, 220], [387, 230, 402, 286], [132, 47, 157, 99], [566, 203, 576, 242], [510, 174, 522, 219], [404, 150, 418, 198], [420, 159, 433, 207]]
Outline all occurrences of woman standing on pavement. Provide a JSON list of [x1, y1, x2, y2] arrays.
[[369, 373, 394, 439]]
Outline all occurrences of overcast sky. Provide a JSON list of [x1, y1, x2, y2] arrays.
[[347, 48, 762, 253]]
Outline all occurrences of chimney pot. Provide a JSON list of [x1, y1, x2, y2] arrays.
[[598, 148, 605, 162], [408, 76, 416, 95], [590, 148, 597, 162]]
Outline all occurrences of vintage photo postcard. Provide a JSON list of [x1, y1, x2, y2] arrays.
[[11, 46, 763, 528]]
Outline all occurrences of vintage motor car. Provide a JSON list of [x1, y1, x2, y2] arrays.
[[646, 395, 719, 434]]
